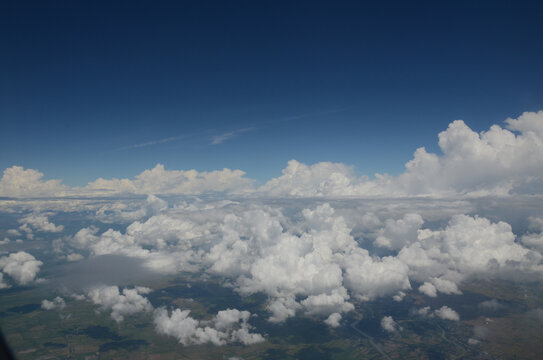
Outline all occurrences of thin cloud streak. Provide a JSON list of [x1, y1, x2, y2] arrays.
[[116, 135, 190, 151], [211, 127, 254, 145]]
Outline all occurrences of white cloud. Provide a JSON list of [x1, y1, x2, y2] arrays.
[[7, 229, 21, 237], [0, 273, 9, 289], [66, 253, 84, 262], [505, 110, 543, 138], [381, 316, 400, 332], [0, 251, 42, 285], [87, 285, 153, 322], [87, 164, 254, 196], [434, 306, 460, 321], [324, 312, 342, 328], [19, 213, 64, 233], [418, 282, 437, 297], [57, 199, 543, 325], [259, 111, 543, 197], [0, 166, 67, 197], [374, 213, 424, 250], [399, 214, 542, 287], [154, 307, 264, 346], [211, 128, 253, 145], [41, 296, 66, 310]]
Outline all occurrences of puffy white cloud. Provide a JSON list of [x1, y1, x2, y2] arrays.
[[505, 110, 543, 138], [418, 282, 437, 297], [381, 316, 400, 332], [66, 253, 84, 262], [324, 312, 342, 328], [0, 166, 67, 197], [301, 287, 355, 315], [0, 273, 9, 289], [95, 195, 168, 223], [419, 277, 461, 297], [2, 111, 543, 199], [19, 213, 64, 233], [374, 213, 424, 250], [87, 285, 153, 322], [399, 215, 542, 287], [154, 307, 264, 346], [86, 164, 254, 196], [259, 160, 386, 197], [41, 296, 66, 310], [412, 305, 459, 321], [259, 112, 543, 197], [0, 251, 42, 285], [434, 306, 460, 321]]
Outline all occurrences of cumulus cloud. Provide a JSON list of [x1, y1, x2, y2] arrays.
[[434, 306, 460, 321], [381, 316, 401, 332], [324, 312, 342, 327], [374, 213, 424, 250], [418, 282, 437, 297], [412, 305, 459, 321], [3, 111, 543, 199], [95, 194, 168, 223], [399, 214, 542, 289], [87, 164, 253, 196], [19, 213, 64, 232], [87, 285, 153, 322], [0, 251, 42, 285], [56, 198, 543, 325], [0, 166, 67, 197], [41, 296, 66, 310], [259, 111, 543, 197], [154, 307, 264, 346]]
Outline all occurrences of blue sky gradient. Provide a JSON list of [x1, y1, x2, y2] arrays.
[[2, 0, 543, 185]]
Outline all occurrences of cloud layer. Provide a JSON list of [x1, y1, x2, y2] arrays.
[[1, 111, 542, 198]]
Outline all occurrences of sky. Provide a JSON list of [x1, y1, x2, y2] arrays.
[[2, 0, 543, 186], [2, 2, 543, 354]]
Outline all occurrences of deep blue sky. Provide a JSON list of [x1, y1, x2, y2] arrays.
[[2, 0, 543, 185]]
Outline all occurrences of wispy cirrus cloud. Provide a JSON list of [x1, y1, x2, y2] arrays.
[[117, 135, 190, 151], [211, 127, 254, 145]]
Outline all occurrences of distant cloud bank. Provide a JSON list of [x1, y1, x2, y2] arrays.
[[2, 111, 543, 198]]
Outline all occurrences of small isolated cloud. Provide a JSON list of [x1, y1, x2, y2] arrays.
[[381, 316, 401, 332], [434, 306, 460, 321], [154, 307, 264, 346], [478, 299, 504, 312], [41, 296, 66, 311], [66, 253, 84, 262], [86, 285, 153, 322], [412, 305, 459, 321], [324, 312, 342, 328], [211, 128, 253, 145], [0, 251, 43, 285]]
